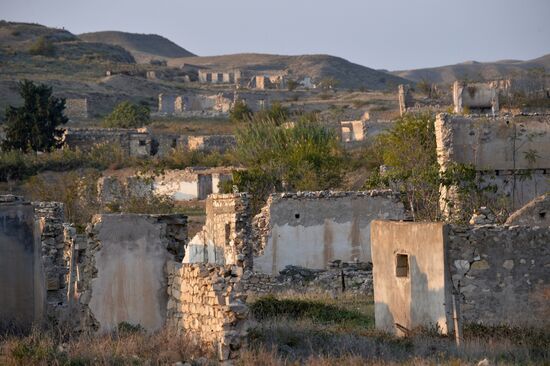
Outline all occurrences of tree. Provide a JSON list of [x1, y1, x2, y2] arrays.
[[229, 100, 253, 123], [365, 113, 440, 220], [235, 118, 344, 212], [2, 80, 68, 152], [102, 101, 150, 128]]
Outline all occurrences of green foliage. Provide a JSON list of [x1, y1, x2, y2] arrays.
[[229, 100, 253, 123], [105, 194, 175, 215], [0, 143, 130, 182], [117, 322, 145, 334], [28, 36, 55, 56], [2, 80, 68, 152], [365, 112, 440, 220], [250, 296, 373, 327], [235, 118, 344, 211], [251, 102, 289, 125], [102, 101, 150, 128]]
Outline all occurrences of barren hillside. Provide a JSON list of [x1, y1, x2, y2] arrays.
[[392, 54, 550, 84], [79, 31, 196, 62]]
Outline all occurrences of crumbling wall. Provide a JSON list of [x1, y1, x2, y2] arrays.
[[187, 135, 236, 153], [505, 193, 550, 226], [32, 202, 73, 324], [166, 263, 248, 362], [435, 114, 550, 215], [340, 120, 365, 143], [78, 214, 187, 332], [253, 191, 407, 275], [62, 127, 151, 157], [242, 261, 373, 296], [97, 168, 234, 204], [0, 196, 45, 332], [398, 84, 413, 116], [453, 81, 499, 114], [184, 194, 252, 268], [65, 98, 88, 120], [448, 225, 550, 327], [158, 94, 176, 114]]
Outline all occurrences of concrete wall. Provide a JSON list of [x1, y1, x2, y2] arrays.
[[82, 214, 186, 333], [62, 127, 152, 157], [0, 196, 44, 332], [253, 191, 407, 275], [371, 220, 452, 335], [436, 114, 550, 213]]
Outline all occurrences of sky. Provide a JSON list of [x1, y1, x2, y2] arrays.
[[1, 0, 549, 70]]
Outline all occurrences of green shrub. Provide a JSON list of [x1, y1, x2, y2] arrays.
[[229, 100, 253, 123], [102, 101, 150, 128]]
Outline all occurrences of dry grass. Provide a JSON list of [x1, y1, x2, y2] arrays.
[[0, 327, 206, 366], [244, 292, 550, 365]]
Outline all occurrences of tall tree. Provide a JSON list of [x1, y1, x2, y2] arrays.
[[2, 80, 68, 152]]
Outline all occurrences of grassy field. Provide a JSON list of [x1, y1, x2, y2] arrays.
[[2, 292, 547, 365]]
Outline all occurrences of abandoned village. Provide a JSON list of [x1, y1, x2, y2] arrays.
[[0, 2, 549, 365]]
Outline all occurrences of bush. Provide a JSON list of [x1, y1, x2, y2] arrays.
[[235, 117, 344, 212], [229, 100, 252, 123], [28, 36, 55, 57], [102, 101, 150, 128]]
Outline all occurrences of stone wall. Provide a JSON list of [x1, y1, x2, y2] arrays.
[[253, 191, 408, 275], [242, 262, 373, 297], [62, 127, 152, 157], [398, 84, 413, 116], [370, 219, 550, 332], [187, 135, 236, 153], [0, 196, 45, 332], [448, 224, 550, 327], [32, 202, 74, 325], [184, 193, 252, 269], [435, 114, 550, 214], [340, 120, 365, 143], [505, 193, 550, 226], [166, 263, 248, 362], [78, 214, 187, 333]]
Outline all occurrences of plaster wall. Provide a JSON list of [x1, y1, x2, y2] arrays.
[[87, 215, 174, 332], [370, 220, 452, 335], [254, 192, 407, 275], [0, 198, 44, 332]]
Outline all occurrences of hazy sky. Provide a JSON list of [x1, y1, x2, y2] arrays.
[[2, 0, 549, 70]]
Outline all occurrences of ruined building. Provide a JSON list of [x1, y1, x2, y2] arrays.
[[453, 81, 499, 114], [398, 84, 413, 116], [435, 113, 550, 217]]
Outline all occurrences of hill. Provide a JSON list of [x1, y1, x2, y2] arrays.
[[169, 53, 409, 90], [0, 21, 135, 63], [392, 54, 550, 84], [79, 31, 195, 62]]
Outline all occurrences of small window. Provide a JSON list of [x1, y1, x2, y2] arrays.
[[139, 140, 146, 146], [396, 254, 409, 278], [294, 213, 300, 219], [171, 138, 177, 148]]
